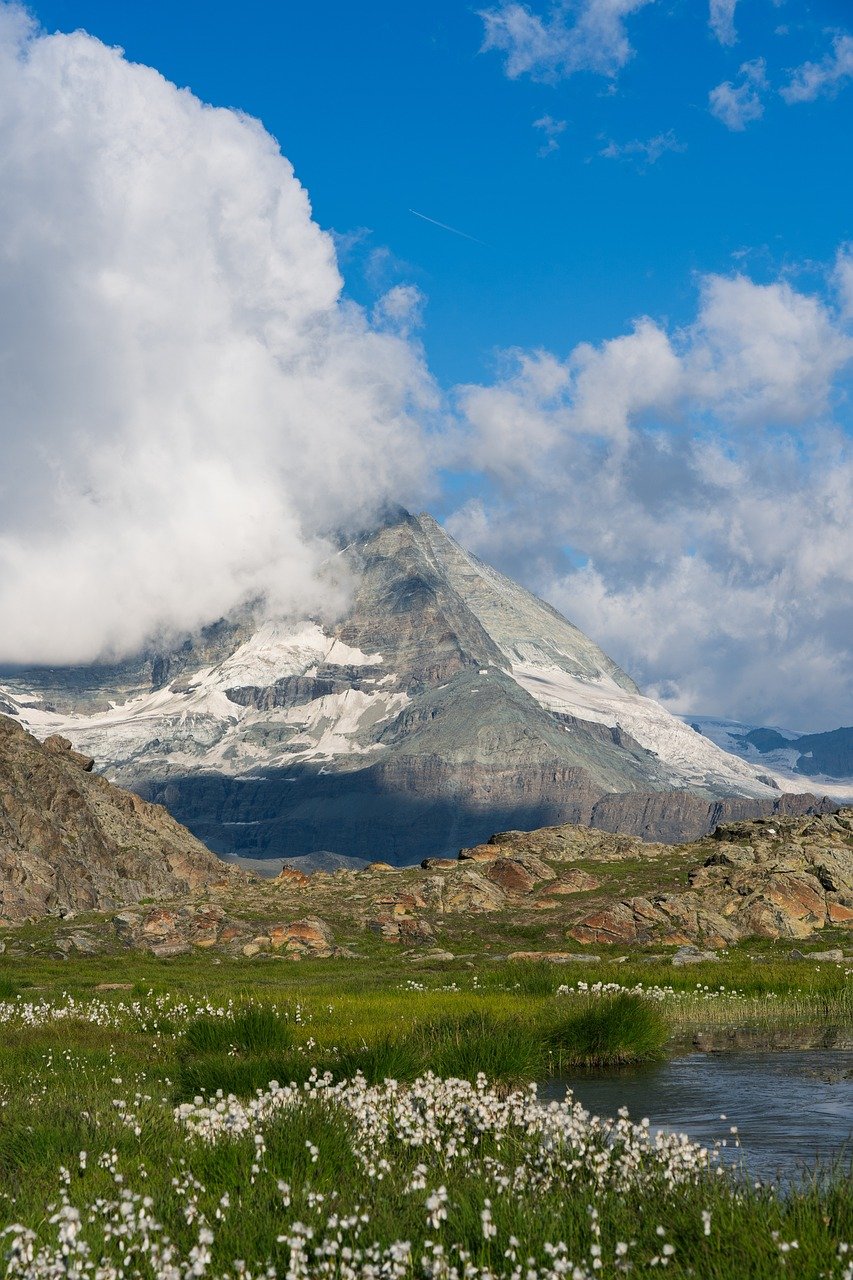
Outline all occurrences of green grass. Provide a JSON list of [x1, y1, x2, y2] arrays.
[[548, 993, 668, 1067], [182, 1005, 294, 1054], [0, 953, 849, 1278]]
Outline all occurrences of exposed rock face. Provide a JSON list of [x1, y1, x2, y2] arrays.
[[570, 812, 853, 945], [1, 512, 828, 863], [588, 789, 836, 843], [0, 716, 234, 923]]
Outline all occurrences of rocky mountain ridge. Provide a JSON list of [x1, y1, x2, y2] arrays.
[[0, 512, 831, 860]]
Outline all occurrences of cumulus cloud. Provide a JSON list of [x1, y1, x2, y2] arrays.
[[780, 32, 853, 103], [479, 0, 654, 83], [450, 266, 853, 729], [709, 0, 738, 47], [709, 57, 768, 130], [0, 5, 438, 664]]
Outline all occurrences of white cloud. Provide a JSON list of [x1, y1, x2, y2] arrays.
[[0, 5, 439, 664], [450, 266, 853, 729], [709, 58, 768, 130], [709, 0, 737, 46], [780, 32, 853, 103], [599, 129, 685, 166], [533, 113, 567, 156], [479, 0, 654, 82], [685, 274, 852, 425]]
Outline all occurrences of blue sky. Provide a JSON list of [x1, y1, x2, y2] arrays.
[[30, 0, 853, 384], [1, 1, 852, 728]]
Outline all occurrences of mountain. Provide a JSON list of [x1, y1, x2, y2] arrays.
[[686, 717, 853, 804], [0, 715, 234, 923], [0, 512, 830, 864]]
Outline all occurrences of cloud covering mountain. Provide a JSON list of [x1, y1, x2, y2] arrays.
[[0, 4, 438, 664]]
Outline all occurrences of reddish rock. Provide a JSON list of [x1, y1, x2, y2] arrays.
[[141, 909, 177, 936], [827, 899, 853, 925], [277, 866, 310, 887], [457, 845, 500, 863], [270, 917, 334, 953], [484, 859, 537, 895], [368, 913, 401, 940], [398, 916, 435, 944], [376, 891, 428, 912], [571, 903, 646, 945]]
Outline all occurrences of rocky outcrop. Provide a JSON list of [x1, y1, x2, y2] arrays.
[[2, 786, 850, 955], [570, 812, 853, 945], [0, 716, 235, 923]]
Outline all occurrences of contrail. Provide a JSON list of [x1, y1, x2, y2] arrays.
[[409, 208, 486, 245]]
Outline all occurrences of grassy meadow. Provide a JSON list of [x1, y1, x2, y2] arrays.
[[0, 950, 850, 1279]]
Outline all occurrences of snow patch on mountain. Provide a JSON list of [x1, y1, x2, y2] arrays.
[[685, 715, 853, 803], [510, 662, 781, 798], [0, 619, 401, 778], [217, 621, 382, 688]]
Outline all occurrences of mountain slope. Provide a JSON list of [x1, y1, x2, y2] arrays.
[[0, 512, 827, 862], [0, 716, 234, 922]]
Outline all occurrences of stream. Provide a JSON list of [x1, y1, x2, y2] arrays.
[[542, 1050, 853, 1184]]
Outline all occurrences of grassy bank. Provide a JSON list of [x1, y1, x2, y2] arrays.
[[0, 982, 850, 1280], [0, 954, 850, 1278]]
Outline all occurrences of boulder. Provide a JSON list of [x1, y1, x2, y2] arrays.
[[441, 871, 506, 914], [367, 913, 434, 944], [457, 844, 500, 863], [671, 946, 720, 966], [270, 917, 334, 954], [483, 859, 538, 895]]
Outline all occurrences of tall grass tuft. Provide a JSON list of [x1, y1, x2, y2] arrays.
[[183, 1006, 293, 1055], [421, 1012, 543, 1082], [497, 961, 565, 997], [334, 1035, 421, 1083], [548, 993, 667, 1068]]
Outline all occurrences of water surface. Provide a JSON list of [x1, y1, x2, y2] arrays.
[[542, 1051, 853, 1184]]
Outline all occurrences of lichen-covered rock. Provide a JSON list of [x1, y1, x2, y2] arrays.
[[483, 859, 538, 895], [571, 812, 852, 946], [440, 870, 506, 913]]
